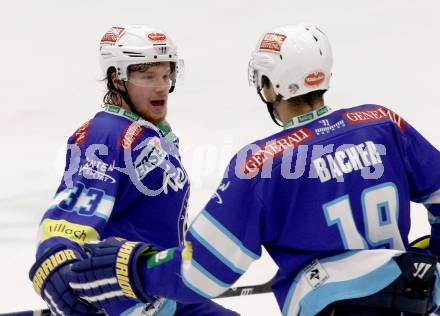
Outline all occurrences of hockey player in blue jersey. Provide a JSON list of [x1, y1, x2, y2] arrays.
[[67, 24, 440, 315], [28, 25, 239, 316]]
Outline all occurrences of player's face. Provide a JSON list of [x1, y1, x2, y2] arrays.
[[126, 63, 171, 124]]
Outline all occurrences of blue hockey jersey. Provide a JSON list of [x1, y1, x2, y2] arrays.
[[140, 104, 440, 315], [36, 105, 191, 315]]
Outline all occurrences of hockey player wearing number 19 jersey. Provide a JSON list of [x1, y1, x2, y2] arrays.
[[68, 24, 440, 315]]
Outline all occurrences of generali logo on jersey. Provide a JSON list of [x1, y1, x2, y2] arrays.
[[148, 33, 167, 42], [243, 128, 314, 177], [304, 71, 325, 86], [259, 32, 287, 52], [119, 123, 144, 150], [342, 106, 406, 131], [101, 27, 125, 45]]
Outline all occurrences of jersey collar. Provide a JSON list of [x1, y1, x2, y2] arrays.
[[284, 105, 333, 130], [104, 105, 177, 142]]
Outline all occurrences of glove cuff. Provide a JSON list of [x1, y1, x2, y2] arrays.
[[115, 241, 156, 302], [30, 245, 82, 296]]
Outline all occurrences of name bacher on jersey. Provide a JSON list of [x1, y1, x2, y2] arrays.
[[313, 141, 384, 183]]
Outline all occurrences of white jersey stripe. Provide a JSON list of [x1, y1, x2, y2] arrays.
[[49, 190, 70, 209], [96, 196, 115, 220], [191, 210, 259, 274], [189, 227, 245, 274], [181, 259, 230, 298]]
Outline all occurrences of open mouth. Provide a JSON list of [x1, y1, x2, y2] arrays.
[[150, 100, 165, 107]]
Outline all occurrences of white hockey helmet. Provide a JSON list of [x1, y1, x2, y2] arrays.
[[99, 25, 183, 90], [248, 23, 333, 99]]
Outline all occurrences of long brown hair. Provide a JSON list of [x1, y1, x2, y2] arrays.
[[102, 66, 122, 107]]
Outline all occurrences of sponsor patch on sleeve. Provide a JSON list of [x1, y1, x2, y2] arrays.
[[243, 128, 314, 177], [147, 249, 175, 268], [39, 219, 99, 246], [342, 106, 406, 131]]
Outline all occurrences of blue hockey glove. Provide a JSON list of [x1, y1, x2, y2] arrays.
[[29, 244, 99, 316], [67, 237, 158, 309]]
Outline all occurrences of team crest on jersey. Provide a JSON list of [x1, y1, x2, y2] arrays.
[[74, 119, 92, 145], [259, 32, 287, 52], [342, 106, 406, 131], [243, 128, 314, 177]]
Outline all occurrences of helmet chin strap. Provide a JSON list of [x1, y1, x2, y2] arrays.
[[257, 90, 284, 127]]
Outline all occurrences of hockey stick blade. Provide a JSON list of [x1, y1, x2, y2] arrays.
[[0, 278, 273, 315]]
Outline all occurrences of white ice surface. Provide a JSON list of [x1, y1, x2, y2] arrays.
[[0, 0, 439, 314]]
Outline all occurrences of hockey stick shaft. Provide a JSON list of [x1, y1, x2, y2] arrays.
[[0, 278, 273, 315], [215, 277, 273, 298]]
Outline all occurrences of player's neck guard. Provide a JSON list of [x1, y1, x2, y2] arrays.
[[284, 105, 332, 129]]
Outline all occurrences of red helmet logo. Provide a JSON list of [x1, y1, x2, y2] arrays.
[[101, 27, 125, 44], [148, 33, 167, 41], [259, 32, 287, 52], [304, 72, 325, 86]]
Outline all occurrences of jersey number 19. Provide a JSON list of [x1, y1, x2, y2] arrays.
[[322, 182, 405, 250]]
